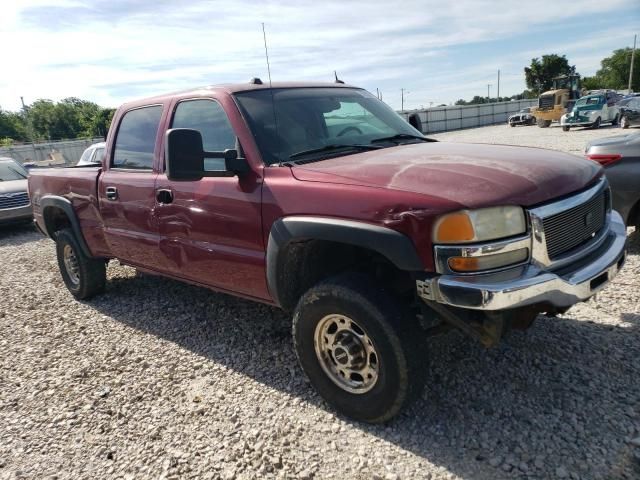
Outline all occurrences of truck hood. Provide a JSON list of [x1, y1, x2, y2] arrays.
[[291, 142, 601, 209], [0, 179, 28, 195]]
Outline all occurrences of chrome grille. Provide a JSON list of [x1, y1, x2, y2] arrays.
[[542, 191, 607, 260], [0, 192, 30, 210]]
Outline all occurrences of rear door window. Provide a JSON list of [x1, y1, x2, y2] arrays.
[[113, 105, 163, 169], [171, 99, 236, 171]]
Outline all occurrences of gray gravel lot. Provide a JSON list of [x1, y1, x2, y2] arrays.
[[430, 123, 638, 155], [1, 124, 640, 480]]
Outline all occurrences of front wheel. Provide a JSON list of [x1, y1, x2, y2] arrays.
[[55, 228, 106, 299], [292, 273, 425, 423], [562, 125, 570, 132], [537, 119, 551, 128], [592, 117, 601, 129], [621, 115, 630, 129]]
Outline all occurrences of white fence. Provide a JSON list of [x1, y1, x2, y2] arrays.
[[0, 137, 104, 166], [399, 99, 537, 134]]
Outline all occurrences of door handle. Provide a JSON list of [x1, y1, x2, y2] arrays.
[[156, 188, 174, 204], [105, 186, 118, 200]]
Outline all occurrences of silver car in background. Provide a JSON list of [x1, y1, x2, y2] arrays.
[[585, 132, 640, 228], [0, 157, 32, 226], [76, 142, 106, 166]]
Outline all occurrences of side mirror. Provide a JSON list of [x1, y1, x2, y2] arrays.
[[165, 128, 250, 181]]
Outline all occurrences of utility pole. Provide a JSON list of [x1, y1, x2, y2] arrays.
[[401, 88, 405, 111], [487, 84, 491, 101], [629, 34, 637, 94], [20, 96, 37, 161], [497, 70, 500, 100]]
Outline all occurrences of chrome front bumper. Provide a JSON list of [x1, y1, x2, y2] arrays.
[[417, 210, 627, 311], [0, 205, 33, 224]]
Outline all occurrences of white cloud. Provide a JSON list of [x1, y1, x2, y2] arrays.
[[0, 0, 636, 111]]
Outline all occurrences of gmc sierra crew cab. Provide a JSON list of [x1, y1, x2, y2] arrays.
[[28, 81, 628, 423]]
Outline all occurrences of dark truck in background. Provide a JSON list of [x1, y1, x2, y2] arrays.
[[28, 81, 627, 423]]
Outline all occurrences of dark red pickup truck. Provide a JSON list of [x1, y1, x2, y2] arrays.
[[28, 81, 627, 422]]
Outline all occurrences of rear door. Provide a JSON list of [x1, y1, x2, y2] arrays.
[[98, 104, 167, 268], [154, 97, 269, 299]]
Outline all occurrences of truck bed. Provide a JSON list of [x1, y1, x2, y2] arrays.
[[28, 166, 111, 257]]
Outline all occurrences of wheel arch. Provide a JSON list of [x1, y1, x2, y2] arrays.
[[266, 216, 424, 310], [40, 195, 93, 258]]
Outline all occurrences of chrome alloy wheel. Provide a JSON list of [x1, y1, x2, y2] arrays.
[[63, 244, 80, 286], [314, 314, 379, 394]]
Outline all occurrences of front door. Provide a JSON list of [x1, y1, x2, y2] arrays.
[[154, 98, 269, 300]]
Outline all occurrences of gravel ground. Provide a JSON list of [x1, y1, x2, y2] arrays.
[[430, 123, 638, 155], [1, 125, 640, 480]]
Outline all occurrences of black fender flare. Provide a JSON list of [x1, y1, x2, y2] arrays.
[[266, 216, 424, 307], [40, 195, 93, 258]]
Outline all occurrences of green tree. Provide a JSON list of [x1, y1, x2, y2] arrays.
[[0, 108, 27, 142], [581, 76, 601, 91], [91, 107, 116, 138], [524, 54, 575, 95], [591, 48, 639, 90]]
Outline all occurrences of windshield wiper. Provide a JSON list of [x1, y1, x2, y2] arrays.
[[370, 133, 436, 144], [7, 167, 27, 179], [287, 144, 383, 162]]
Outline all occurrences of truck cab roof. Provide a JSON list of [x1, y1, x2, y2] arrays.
[[119, 81, 359, 110]]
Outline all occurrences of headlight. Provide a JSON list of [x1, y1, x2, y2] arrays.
[[433, 206, 526, 244]]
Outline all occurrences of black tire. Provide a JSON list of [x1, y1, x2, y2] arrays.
[[537, 119, 551, 128], [530, 117, 537, 125], [55, 228, 106, 299], [621, 115, 630, 129], [611, 113, 619, 126], [292, 272, 425, 423], [592, 117, 601, 129], [562, 125, 570, 132], [509, 122, 516, 127]]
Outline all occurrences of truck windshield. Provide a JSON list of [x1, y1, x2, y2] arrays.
[[0, 161, 28, 181], [234, 87, 423, 165], [575, 97, 601, 106]]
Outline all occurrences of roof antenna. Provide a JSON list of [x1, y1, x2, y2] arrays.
[[334, 71, 344, 84], [262, 22, 281, 165]]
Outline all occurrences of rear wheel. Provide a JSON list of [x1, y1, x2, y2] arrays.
[[621, 115, 630, 129], [55, 229, 106, 299], [592, 117, 601, 129], [537, 119, 552, 128], [510, 122, 516, 127], [611, 113, 619, 126], [562, 125, 570, 132], [292, 272, 426, 423]]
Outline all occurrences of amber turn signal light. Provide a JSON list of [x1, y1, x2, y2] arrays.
[[433, 213, 475, 243]]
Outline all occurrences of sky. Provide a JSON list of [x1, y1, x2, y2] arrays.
[[1, 0, 639, 112]]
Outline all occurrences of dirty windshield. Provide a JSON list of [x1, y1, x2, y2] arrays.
[[0, 161, 28, 181], [234, 88, 424, 164], [576, 97, 602, 106]]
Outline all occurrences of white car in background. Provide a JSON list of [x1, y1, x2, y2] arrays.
[[507, 107, 536, 126], [76, 142, 106, 166]]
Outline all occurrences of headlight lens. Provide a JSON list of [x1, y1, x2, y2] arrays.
[[433, 206, 526, 244]]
